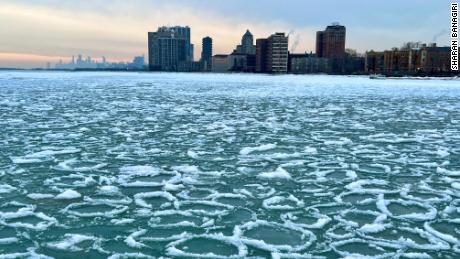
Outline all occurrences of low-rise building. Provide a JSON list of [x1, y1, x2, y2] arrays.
[[228, 53, 256, 72], [381, 43, 453, 76], [419, 44, 451, 74], [289, 53, 330, 74], [177, 61, 202, 72], [212, 55, 231, 73], [365, 51, 385, 74], [383, 48, 412, 75], [344, 51, 365, 74]]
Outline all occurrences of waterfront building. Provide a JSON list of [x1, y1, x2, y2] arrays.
[[129, 56, 145, 70], [148, 26, 193, 71], [256, 39, 268, 73], [316, 23, 346, 59], [228, 53, 256, 72], [344, 50, 365, 74], [289, 53, 330, 74], [234, 30, 256, 55], [379, 43, 453, 76], [212, 55, 231, 73], [225, 30, 257, 72], [201, 36, 213, 71], [256, 33, 289, 74], [267, 33, 289, 74], [178, 61, 202, 72], [365, 51, 385, 74], [383, 48, 412, 75], [316, 23, 346, 73], [419, 44, 451, 74], [344, 56, 365, 74]]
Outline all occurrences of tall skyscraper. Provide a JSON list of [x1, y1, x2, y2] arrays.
[[148, 26, 193, 71], [256, 39, 268, 73], [201, 36, 213, 71], [316, 23, 346, 59], [256, 33, 289, 74], [267, 33, 289, 73], [316, 23, 346, 73], [227, 30, 257, 73], [241, 30, 256, 54], [235, 30, 256, 55]]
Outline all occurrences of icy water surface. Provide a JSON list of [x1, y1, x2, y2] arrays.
[[1, 71, 460, 258]]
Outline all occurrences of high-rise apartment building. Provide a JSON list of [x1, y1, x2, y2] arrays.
[[256, 33, 289, 73], [148, 26, 193, 71], [316, 24, 346, 73], [267, 33, 289, 73], [316, 24, 346, 59], [201, 36, 213, 71], [256, 39, 268, 73]]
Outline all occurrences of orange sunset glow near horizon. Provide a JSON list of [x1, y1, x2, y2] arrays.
[[0, 0, 450, 68]]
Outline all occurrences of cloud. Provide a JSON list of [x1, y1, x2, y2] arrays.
[[0, 0, 320, 68], [0, 0, 450, 68], [0, 1, 316, 67]]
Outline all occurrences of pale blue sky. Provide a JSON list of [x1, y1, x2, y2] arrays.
[[0, 0, 451, 68]]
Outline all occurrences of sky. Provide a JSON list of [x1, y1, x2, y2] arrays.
[[0, 0, 451, 68]]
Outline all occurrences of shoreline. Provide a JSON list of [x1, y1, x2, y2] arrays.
[[0, 68, 458, 79]]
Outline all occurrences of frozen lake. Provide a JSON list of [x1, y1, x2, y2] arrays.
[[0, 71, 460, 258]]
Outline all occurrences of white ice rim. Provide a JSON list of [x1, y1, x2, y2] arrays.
[[147, 210, 203, 228], [334, 190, 377, 205], [262, 194, 305, 211], [334, 208, 390, 233], [117, 171, 181, 188], [133, 191, 179, 209], [44, 173, 97, 188], [356, 225, 451, 251], [238, 220, 316, 253], [376, 194, 437, 221], [61, 202, 129, 218], [280, 211, 331, 229], [331, 238, 398, 258], [424, 220, 460, 245], [0, 210, 57, 231], [177, 200, 234, 217], [166, 232, 248, 258]]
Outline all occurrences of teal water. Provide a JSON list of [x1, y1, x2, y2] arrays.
[[0, 71, 460, 258]]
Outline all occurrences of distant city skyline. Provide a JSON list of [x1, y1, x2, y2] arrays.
[[0, 0, 451, 68], [53, 54, 145, 70]]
